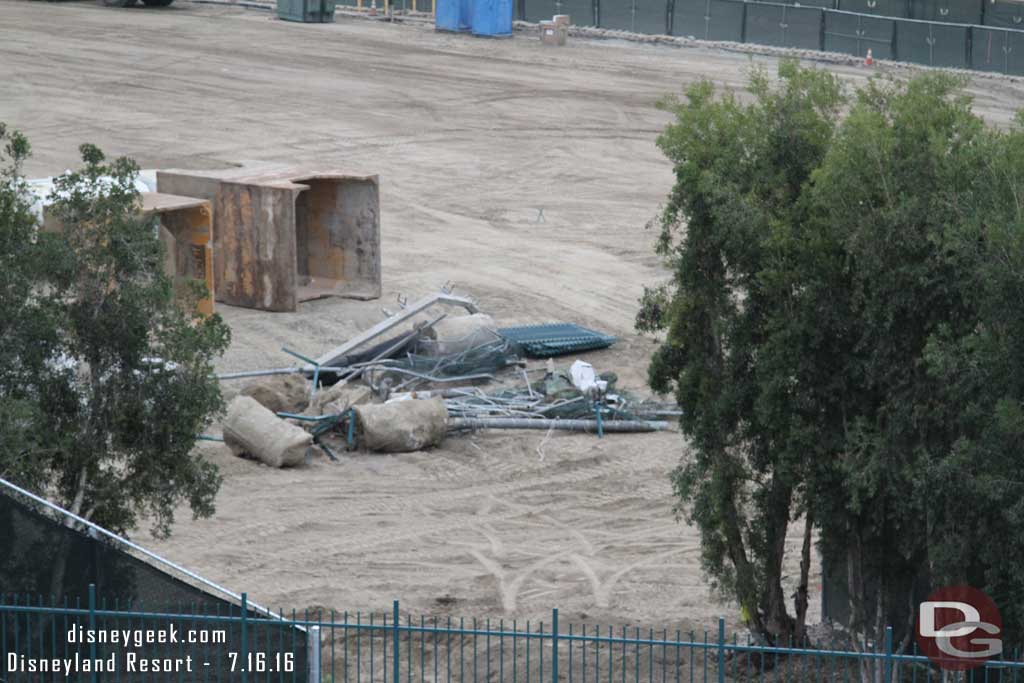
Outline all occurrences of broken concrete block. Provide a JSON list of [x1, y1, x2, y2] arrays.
[[354, 397, 448, 452], [240, 374, 310, 413], [223, 396, 312, 467], [309, 381, 375, 416]]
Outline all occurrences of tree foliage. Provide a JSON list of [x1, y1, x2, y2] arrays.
[[0, 125, 230, 541], [642, 64, 1024, 651]]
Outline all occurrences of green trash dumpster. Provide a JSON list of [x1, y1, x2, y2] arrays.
[[277, 0, 336, 22]]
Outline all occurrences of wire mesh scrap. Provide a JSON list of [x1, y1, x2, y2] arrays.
[[497, 323, 616, 358], [362, 337, 519, 395]]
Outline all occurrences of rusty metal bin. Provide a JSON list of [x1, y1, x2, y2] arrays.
[[143, 193, 216, 317], [42, 192, 215, 317], [157, 167, 382, 313]]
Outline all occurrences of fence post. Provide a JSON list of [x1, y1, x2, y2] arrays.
[[966, 25, 974, 69], [241, 592, 249, 683], [308, 625, 322, 683], [88, 583, 97, 683], [818, 8, 826, 51], [552, 609, 559, 683], [393, 601, 401, 683], [717, 618, 726, 683], [883, 625, 893, 683]]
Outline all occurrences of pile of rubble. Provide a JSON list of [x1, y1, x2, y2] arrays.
[[214, 289, 678, 467]]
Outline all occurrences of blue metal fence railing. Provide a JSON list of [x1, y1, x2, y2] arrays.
[[4, 590, 1024, 682]]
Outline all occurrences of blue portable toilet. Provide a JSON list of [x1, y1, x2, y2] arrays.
[[471, 0, 512, 36], [436, 0, 472, 31]]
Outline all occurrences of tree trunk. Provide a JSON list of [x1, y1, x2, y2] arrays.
[[719, 478, 767, 636], [38, 468, 88, 650], [759, 475, 796, 645], [846, 534, 878, 683], [794, 510, 813, 644], [48, 467, 88, 600]]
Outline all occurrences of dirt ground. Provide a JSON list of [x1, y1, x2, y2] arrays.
[[4, 0, 1024, 635]]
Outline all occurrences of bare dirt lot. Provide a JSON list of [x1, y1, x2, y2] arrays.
[[4, 0, 1024, 633]]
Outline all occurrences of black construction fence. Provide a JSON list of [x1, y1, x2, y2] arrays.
[[507, 0, 1024, 76], [0, 491, 308, 680]]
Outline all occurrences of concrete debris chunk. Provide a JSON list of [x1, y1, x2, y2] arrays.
[[223, 396, 312, 467], [354, 397, 448, 453], [240, 374, 310, 413], [308, 381, 375, 416]]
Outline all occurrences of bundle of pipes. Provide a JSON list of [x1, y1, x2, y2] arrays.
[[443, 388, 579, 418], [436, 385, 675, 434], [448, 417, 668, 433], [441, 386, 681, 421]]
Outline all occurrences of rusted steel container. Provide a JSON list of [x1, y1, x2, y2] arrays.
[[157, 167, 382, 312]]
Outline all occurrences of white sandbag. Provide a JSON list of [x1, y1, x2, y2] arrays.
[[420, 313, 497, 356], [223, 396, 312, 468], [354, 397, 448, 453]]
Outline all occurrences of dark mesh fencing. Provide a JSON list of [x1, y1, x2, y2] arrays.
[[909, 0, 981, 23], [893, 16, 971, 65], [744, 1, 825, 48], [824, 9, 896, 56], [836, 0, 908, 18], [672, 0, 746, 40], [973, 25, 1024, 73], [523, 0, 1020, 77], [523, 0, 596, 24], [599, 0, 670, 33], [0, 492, 307, 680], [983, 0, 1024, 28]]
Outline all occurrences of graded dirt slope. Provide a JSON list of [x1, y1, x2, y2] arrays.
[[3, 0, 1023, 633]]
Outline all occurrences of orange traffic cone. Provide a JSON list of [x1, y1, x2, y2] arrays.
[[865, 48, 874, 66]]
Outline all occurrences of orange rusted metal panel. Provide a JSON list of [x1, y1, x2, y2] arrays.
[[142, 193, 216, 317], [156, 166, 382, 313], [42, 192, 215, 317]]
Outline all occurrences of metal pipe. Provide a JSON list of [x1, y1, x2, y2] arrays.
[[314, 291, 478, 367], [535, 396, 586, 414], [307, 625, 322, 683], [365, 366, 494, 386], [385, 387, 485, 402], [216, 366, 347, 380], [276, 412, 334, 422], [447, 418, 669, 432], [333, 313, 447, 383]]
